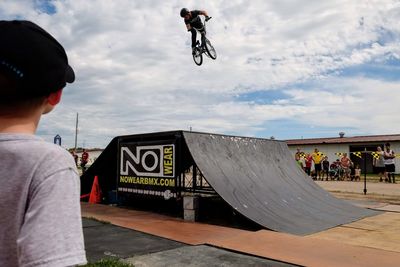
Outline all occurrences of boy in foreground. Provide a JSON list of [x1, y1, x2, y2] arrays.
[[0, 20, 87, 266]]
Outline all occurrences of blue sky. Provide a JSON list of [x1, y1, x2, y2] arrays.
[[34, 0, 56, 14], [342, 59, 400, 81], [1, 0, 399, 148]]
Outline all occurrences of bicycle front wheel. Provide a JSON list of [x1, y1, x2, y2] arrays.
[[192, 48, 203, 66], [205, 39, 217, 60]]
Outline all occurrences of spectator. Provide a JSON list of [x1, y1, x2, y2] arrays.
[[322, 156, 330, 181], [81, 148, 89, 173], [330, 159, 342, 180], [354, 164, 361, 181], [0, 20, 86, 266], [349, 161, 355, 181], [373, 146, 386, 182], [295, 147, 303, 160], [296, 156, 304, 170], [329, 159, 340, 180], [294, 148, 304, 170], [383, 143, 396, 183], [311, 148, 323, 180], [71, 149, 79, 166], [340, 153, 351, 180], [304, 153, 312, 177]]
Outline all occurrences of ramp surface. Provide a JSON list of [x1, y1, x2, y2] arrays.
[[183, 132, 379, 235]]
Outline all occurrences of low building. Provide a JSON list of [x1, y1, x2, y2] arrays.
[[286, 133, 400, 173]]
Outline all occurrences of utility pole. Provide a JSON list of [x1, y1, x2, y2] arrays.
[[74, 112, 78, 151], [363, 147, 367, 195]]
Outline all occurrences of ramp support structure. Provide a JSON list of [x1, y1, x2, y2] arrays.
[[183, 195, 199, 221]]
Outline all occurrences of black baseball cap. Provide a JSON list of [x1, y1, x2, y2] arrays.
[[0, 20, 74, 99]]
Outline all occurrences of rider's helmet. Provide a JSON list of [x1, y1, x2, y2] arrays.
[[180, 8, 190, 18]]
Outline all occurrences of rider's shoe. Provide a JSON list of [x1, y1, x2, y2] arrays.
[[192, 47, 196, 55]]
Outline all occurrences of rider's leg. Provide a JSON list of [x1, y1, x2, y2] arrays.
[[190, 29, 197, 48], [200, 30, 206, 47]]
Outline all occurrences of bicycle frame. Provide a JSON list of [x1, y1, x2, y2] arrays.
[[191, 17, 216, 66], [192, 18, 208, 46]]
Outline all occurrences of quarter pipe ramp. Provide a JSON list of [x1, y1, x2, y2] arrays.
[[182, 132, 379, 235], [81, 131, 379, 236]]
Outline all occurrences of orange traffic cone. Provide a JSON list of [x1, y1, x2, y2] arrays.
[[88, 175, 102, 204]]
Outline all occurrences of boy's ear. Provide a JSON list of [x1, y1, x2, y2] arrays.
[[47, 89, 63, 106]]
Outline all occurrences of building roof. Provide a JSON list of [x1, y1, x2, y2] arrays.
[[285, 134, 400, 146]]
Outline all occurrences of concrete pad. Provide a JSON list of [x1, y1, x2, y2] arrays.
[[310, 212, 400, 253], [82, 217, 105, 227], [347, 199, 388, 209], [374, 204, 400, 212], [83, 218, 184, 262], [82, 203, 400, 266], [81, 202, 251, 245], [211, 230, 400, 267], [123, 245, 298, 267], [316, 181, 400, 197]]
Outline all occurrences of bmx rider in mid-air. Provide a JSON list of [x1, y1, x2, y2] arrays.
[[180, 8, 211, 55]]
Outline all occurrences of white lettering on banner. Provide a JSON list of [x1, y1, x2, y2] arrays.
[[120, 144, 175, 177]]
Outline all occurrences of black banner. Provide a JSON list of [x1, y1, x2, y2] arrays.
[[118, 142, 176, 199]]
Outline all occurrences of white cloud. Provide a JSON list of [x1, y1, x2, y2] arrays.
[[282, 77, 400, 134], [1, 0, 399, 147]]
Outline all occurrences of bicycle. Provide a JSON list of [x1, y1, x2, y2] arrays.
[[192, 17, 217, 66]]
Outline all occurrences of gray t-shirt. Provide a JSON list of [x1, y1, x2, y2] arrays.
[[0, 134, 87, 267]]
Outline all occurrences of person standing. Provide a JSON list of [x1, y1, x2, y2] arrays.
[[71, 149, 79, 166], [304, 153, 313, 177], [322, 156, 330, 181], [295, 147, 303, 160], [81, 148, 89, 173], [296, 155, 304, 170], [373, 146, 386, 182], [383, 143, 396, 183], [311, 148, 323, 180], [294, 148, 304, 170], [0, 20, 86, 266], [340, 153, 351, 180], [354, 164, 361, 181]]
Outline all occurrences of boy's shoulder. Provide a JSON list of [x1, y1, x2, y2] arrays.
[[0, 133, 75, 167], [1, 134, 78, 188]]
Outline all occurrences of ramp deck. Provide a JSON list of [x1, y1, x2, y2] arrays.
[[183, 132, 379, 235]]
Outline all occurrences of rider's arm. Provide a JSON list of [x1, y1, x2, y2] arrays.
[[199, 10, 209, 17], [186, 23, 192, 31]]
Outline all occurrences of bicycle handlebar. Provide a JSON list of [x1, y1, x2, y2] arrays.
[[192, 16, 212, 32]]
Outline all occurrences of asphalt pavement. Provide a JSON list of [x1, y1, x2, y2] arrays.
[[83, 218, 299, 266], [83, 181, 400, 266]]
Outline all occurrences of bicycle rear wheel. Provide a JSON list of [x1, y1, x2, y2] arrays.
[[192, 48, 203, 66], [205, 38, 217, 60]]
